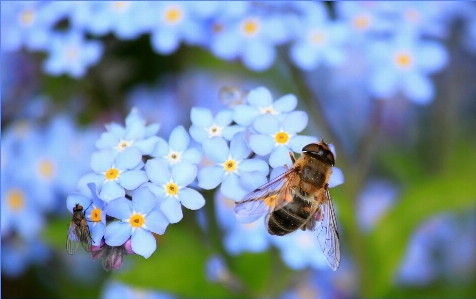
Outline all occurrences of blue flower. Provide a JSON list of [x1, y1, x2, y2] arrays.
[[43, 30, 104, 78], [233, 87, 297, 127], [101, 280, 175, 299], [104, 186, 169, 258], [367, 33, 448, 104], [198, 134, 269, 201], [66, 183, 107, 245], [96, 107, 160, 156], [248, 112, 317, 168], [150, 125, 202, 166], [1, 237, 51, 278], [145, 159, 205, 223], [189, 107, 244, 144], [79, 148, 148, 202]]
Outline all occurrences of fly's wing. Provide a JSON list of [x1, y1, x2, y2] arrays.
[[234, 168, 297, 224], [66, 222, 80, 255], [308, 187, 341, 271], [76, 221, 93, 253]]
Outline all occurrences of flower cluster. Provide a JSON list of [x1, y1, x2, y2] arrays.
[[65, 86, 344, 270], [2, 2, 474, 103]]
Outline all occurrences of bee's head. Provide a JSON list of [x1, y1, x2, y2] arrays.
[[302, 141, 335, 166], [73, 203, 83, 212]]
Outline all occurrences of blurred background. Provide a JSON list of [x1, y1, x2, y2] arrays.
[[2, 1, 476, 298]]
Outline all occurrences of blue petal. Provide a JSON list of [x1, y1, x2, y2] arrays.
[[240, 171, 268, 193], [416, 41, 448, 73], [214, 109, 233, 126], [253, 114, 279, 135], [124, 120, 146, 141], [222, 125, 246, 141], [177, 187, 205, 210], [402, 71, 434, 105], [145, 122, 160, 137], [77, 173, 105, 198], [288, 135, 319, 153], [151, 28, 179, 55], [172, 161, 197, 186], [282, 111, 308, 134], [132, 186, 158, 214], [143, 182, 166, 199], [104, 222, 131, 246], [91, 150, 114, 173], [269, 146, 294, 169], [145, 208, 169, 234], [189, 124, 208, 143], [90, 222, 105, 246], [229, 133, 249, 161], [198, 166, 225, 189], [150, 137, 169, 158], [202, 137, 229, 163], [233, 105, 260, 126], [134, 136, 159, 155], [66, 193, 91, 214], [242, 41, 276, 71], [249, 134, 275, 156], [107, 123, 125, 138], [115, 147, 142, 170], [220, 174, 247, 202], [328, 167, 344, 188], [106, 197, 132, 220], [369, 68, 398, 99], [95, 132, 120, 149], [160, 197, 183, 223], [118, 170, 148, 190], [169, 125, 189, 152], [290, 42, 320, 71], [190, 107, 213, 127], [239, 159, 269, 176], [131, 228, 156, 258], [182, 147, 202, 164], [100, 181, 125, 203], [274, 94, 297, 113], [145, 159, 171, 185], [247, 87, 273, 108]]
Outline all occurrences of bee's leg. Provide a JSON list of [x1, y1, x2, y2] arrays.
[[288, 152, 296, 164]]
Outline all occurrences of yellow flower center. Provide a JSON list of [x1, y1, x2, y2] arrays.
[[165, 182, 179, 196], [13, 120, 31, 140], [105, 168, 120, 180], [112, 1, 130, 12], [90, 207, 101, 222], [164, 5, 183, 25], [241, 18, 260, 37], [264, 195, 277, 207], [353, 14, 370, 31], [297, 233, 313, 249], [7, 189, 25, 212], [207, 124, 223, 138], [20, 9, 35, 26], [309, 29, 326, 46], [404, 8, 420, 23], [212, 22, 224, 34], [275, 132, 289, 144], [223, 159, 237, 172], [38, 158, 55, 180], [394, 50, 413, 69], [167, 151, 181, 164], [117, 140, 131, 151], [129, 214, 144, 228], [66, 47, 78, 60], [243, 222, 257, 230]]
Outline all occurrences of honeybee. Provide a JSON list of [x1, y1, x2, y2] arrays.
[[234, 141, 340, 270], [66, 203, 93, 254]]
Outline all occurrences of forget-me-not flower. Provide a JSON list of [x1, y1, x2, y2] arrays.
[[145, 159, 205, 224], [198, 133, 269, 201], [78, 148, 148, 202], [104, 186, 169, 259], [150, 125, 202, 166], [189, 107, 244, 144], [248, 112, 317, 168]]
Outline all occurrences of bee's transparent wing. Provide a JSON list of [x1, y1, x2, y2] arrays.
[[77, 223, 92, 253], [309, 187, 341, 271], [234, 168, 297, 224], [66, 223, 80, 255]]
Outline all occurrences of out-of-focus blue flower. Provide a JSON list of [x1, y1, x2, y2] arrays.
[[233, 87, 297, 127], [367, 34, 448, 104], [249, 112, 317, 168], [42, 30, 104, 78], [289, 3, 349, 71], [1, 237, 51, 278], [145, 159, 204, 223], [271, 230, 328, 271], [150, 125, 202, 166], [66, 183, 107, 245], [104, 186, 169, 259], [79, 148, 148, 202], [205, 253, 244, 292], [96, 108, 160, 155], [189, 107, 244, 144], [357, 179, 398, 233], [101, 280, 175, 299], [334, 2, 392, 38], [148, 2, 206, 55], [198, 134, 269, 201]]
